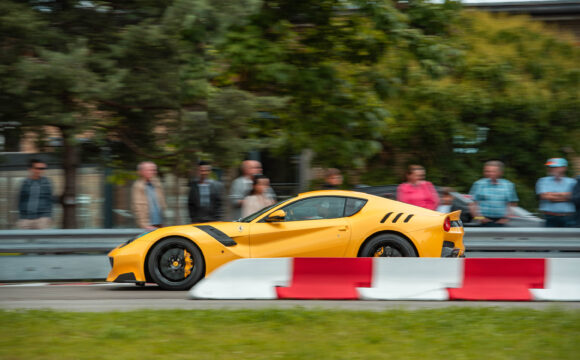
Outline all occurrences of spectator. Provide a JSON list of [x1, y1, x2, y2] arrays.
[[469, 160, 518, 227], [229, 160, 275, 220], [17, 159, 53, 229], [437, 187, 473, 224], [321, 168, 343, 189], [397, 165, 439, 210], [436, 187, 454, 213], [536, 158, 577, 227], [132, 161, 166, 230], [188, 161, 224, 223], [241, 174, 275, 218], [572, 174, 580, 227]]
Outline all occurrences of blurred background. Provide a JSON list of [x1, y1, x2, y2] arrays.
[[0, 0, 579, 229]]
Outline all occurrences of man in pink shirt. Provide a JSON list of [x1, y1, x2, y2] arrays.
[[397, 165, 439, 210]]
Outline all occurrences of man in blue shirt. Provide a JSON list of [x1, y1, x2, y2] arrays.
[[536, 158, 577, 227], [469, 160, 519, 227], [18, 159, 53, 229]]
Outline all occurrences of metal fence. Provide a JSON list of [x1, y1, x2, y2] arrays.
[[1, 228, 579, 282], [464, 228, 580, 258]]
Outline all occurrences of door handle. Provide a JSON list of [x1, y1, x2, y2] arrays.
[[338, 225, 348, 231]]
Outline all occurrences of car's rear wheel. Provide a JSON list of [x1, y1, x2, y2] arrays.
[[147, 237, 204, 290], [359, 234, 417, 257]]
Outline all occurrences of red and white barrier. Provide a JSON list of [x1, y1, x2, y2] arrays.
[[189, 257, 580, 301], [530, 258, 580, 301], [190, 258, 292, 299], [447, 258, 545, 301], [358, 258, 463, 300]]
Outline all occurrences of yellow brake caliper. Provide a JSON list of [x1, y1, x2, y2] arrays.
[[184, 249, 193, 278]]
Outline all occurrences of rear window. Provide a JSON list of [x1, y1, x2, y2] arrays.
[[345, 198, 367, 216]]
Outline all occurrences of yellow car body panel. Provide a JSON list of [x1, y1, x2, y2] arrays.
[[107, 190, 464, 289]]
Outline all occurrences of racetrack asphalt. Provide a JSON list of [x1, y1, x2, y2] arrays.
[[1, 283, 579, 312]]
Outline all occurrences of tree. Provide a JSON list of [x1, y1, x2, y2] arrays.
[[102, 0, 276, 222], [1, 0, 182, 227], [217, 0, 407, 173], [380, 9, 580, 209], [1, 2, 110, 228]]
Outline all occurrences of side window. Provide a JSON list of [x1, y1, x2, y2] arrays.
[[345, 198, 367, 217], [282, 196, 346, 221]]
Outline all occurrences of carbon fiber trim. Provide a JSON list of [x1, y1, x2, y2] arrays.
[[115, 272, 136, 282], [196, 225, 237, 247]]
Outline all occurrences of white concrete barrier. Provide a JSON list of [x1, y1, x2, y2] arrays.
[[531, 258, 580, 301], [358, 258, 463, 300], [190, 258, 292, 299]]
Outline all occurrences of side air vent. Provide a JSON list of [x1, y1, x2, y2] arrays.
[[391, 213, 403, 223], [381, 212, 415, 224], [195, 225, 237, 246], [380, 212, 393, 223]]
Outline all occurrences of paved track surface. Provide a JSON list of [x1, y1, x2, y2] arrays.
[[1, 283, 580, 312]]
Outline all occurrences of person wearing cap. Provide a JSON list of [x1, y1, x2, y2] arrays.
[[536, 158, 577, 227], [469, 160, 518, 227]]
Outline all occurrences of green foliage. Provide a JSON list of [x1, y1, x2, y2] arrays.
[[2, 0, 578, 214], [217, 0, 408, 169], [361, 9, 579, 210]]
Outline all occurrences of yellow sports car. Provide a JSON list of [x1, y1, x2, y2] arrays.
[[107, 190, 464, 290]]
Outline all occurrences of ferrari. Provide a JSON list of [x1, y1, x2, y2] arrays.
[[107, 190, 464, 290]]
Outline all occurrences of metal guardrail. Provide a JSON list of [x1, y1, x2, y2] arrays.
[[465, 228, 580, 251], [0, 229, 142, 254], [464, 228, 580, 258], [1, 228, 579, 282], [1, 228, 579, 253]]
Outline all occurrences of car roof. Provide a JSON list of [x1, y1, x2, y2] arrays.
[[297, 189, 376, 200]]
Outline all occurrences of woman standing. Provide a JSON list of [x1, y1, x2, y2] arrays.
[[241, 174, 276, 217], [397, 165, 439, 210]]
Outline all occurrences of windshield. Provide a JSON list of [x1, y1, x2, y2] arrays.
[[238, 197, 296, 223]]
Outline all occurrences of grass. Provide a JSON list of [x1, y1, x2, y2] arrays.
[[1, 307, 579, 360]]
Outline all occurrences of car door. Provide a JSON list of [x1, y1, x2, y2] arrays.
[[248, 196, 351, 258]]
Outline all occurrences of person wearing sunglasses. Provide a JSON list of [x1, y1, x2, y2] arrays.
[[17, 159, 54, 229]]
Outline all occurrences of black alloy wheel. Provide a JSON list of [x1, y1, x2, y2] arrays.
[[359, 233, 417, 257], [147, 237, 204, 290]]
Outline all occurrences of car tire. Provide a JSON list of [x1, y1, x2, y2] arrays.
[[359, 233, 417, 257], [147, 237, 205, 290]]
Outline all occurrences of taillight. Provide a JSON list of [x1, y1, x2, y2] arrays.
[[443, 217, 451, 232]]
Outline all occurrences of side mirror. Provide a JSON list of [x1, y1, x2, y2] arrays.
[[265, 209, 286, 223]]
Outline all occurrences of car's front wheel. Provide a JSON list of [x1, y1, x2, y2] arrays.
[[359, 234, 417, 257], [147, 237, 205, 290]]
